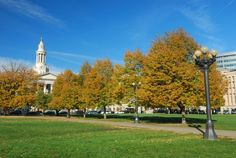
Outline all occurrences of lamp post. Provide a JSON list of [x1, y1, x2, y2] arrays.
[[132, 82, 141, 123], [193, 46, 217, 140]]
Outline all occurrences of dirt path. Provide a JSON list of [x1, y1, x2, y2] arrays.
[[2, 116, 236, 139]]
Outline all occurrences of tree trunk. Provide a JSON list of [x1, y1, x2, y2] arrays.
[[83, 108, 86, 118], [42, 109, 45, 116], [3, 107, 8, 115], [55, 110, 59, 116], [103, 106, 107, 119], [67, 109, 71, 118], [181, 109, 186, 124], [167, 108, 170, 114], [177, 101, 186, 124]]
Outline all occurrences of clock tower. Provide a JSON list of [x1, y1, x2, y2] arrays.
[[33, 37, 49, 75]]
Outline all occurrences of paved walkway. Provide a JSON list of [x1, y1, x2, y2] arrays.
[[2, 116, 236, 139], [75, 119, 236, 139]]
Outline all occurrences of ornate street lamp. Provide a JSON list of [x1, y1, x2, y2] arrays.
[[132, 82, 141, 123], [193, 46, 217, 140]]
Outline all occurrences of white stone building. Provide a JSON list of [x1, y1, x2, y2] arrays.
[[33, 38, 57, 93], [216, 52, 236, 113], [219, 69, 236, 113]]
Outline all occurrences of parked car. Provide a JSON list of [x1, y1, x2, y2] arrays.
[[99, 110, 112, 114], [223, 110, 230, 114], [198, 110, 206, 114], [9, 109, 22, 115], [26, 111, 42, 116], [43, 110, 56, 116], [114, 111, 125, 114], [212, 109, 221, 114], [124, 107, 135, 113], [86, 110, 99, 115], [58, 111, 68, 116], [170, 109, 181, 114], [153, 108, 168, 114], [71, 110, 84, 116], [231, 109, 236, 114]]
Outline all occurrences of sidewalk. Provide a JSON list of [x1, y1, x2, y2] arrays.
[[75, 119, 236, 139]]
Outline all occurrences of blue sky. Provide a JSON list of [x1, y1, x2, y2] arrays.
[[0, 0, 235, 73]]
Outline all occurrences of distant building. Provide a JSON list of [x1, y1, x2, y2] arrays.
[[219, 69, 236, 113], [33, 38, 57, 93], [216, 52, 236, 113], [216, 52, 236, 71]]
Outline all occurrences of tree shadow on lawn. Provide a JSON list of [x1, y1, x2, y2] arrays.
[[107, 114, 209, 134], [78, 114, 214, 133], [107, 114, 208, 124]]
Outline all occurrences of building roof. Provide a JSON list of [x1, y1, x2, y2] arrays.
[[217, 52, 236, 58]]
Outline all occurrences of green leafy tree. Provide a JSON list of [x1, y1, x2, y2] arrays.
[[35, 90, 52, 111]]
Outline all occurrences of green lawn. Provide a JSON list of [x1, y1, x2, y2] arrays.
[[0, 117, 236, 158]]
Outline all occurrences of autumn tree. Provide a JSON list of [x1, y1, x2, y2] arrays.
[[120, 50, 145, 114], [49, 70, 81, 117], [0, 62, 38, 114], [208, 65, 227, 108], [110, 64, 126, 106], [83, 59, 113, 119], [77, 61, 92, 117], [141, 29, 226, 123]]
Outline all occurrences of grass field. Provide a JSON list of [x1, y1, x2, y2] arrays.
[[0, 117, 236, 158]]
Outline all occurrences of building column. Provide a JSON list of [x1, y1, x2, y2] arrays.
[[40, 54, 43, 63], [43, 84, 47, 93], [51, 84, 53, 92], [229, 77, 232, 106], [232, 77, 235, 106], [42, 54, 45, 64]]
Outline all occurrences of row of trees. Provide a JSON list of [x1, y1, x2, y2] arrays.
[[0, 29, 227, 120], [48, 29, 227, 119]]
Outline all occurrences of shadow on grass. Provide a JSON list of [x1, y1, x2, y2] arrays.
[[105, 114, 208, 124], [188, 124, 205, 134], [105, 114, 208, 134], [47, 113, 214, 134]]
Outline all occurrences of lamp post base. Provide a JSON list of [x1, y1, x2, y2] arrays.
[[204, 119, 217, 140], [134, 116, 139, 124]]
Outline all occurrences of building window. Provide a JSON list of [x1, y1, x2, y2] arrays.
[[46, 84, 51, 93]]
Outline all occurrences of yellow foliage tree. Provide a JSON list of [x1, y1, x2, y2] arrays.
[[49, 70, 81, 117], [140, 29, 226, 122], [0, 63, 38, 114], [83, 59, 113, 119]]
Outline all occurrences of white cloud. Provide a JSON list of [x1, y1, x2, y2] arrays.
[[179, 2, 215, 33], [198, 33, 221, 43], [215, 0, 235, 17], [0, 56, 33, 68], [177, 1, 228, 52], [0, 56, 64, 74], [50, 51, 98, 61], [47, 64, 64, 75], [0, 0, 63, 27], [49, 51, 123, 64]]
